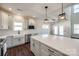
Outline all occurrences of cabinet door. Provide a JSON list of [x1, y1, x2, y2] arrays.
[[13, 37, 25, 47], [6, 36, 13, 48], [34, 40, 40, 56], [40, 43, 49, 56], [30, 38, 40, 56], [12, 38, 19, 47], [18, 37, 25, 45], [30, 38, 35, 54], [1, 11, 8, 29]]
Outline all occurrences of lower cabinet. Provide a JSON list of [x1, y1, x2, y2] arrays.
[[6, 36, 25, 48], [40, 43, 49, 56], [30, 39, 40, 56], [12, 37, 25, 47], [30, 38, 66, 56], [6, 36, 13, 48]]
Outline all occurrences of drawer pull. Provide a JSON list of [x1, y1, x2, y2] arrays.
[[48, 49, 54, 53]]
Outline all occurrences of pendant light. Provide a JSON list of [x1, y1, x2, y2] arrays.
[[58, 3, 66, 20], [44, 6, 48, 22]]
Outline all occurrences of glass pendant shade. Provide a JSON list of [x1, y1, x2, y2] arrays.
[[58, 13, 66, 20], [58, 3, 66, 20], [44, 6, 48, 22]]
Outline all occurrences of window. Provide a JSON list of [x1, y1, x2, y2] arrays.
[[53, 26, 58, 35], [53, 25, 64, 35], [42, 24, 49, 34], [73, 4, 79, 13], [74, 24, 79, 34], [14, 22, 23, 31], [42, 24, 49, 29], [59, 25, 64, 35]]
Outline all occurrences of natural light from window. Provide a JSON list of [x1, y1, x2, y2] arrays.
[[59, 25, 64, 35], [14, 22, 23, 31], [54, 26, 58, 35], [74, 24, 79, 34], [42, 24, 49, 29], [73, 4, 79, 13], [42, 24, 49, 34]]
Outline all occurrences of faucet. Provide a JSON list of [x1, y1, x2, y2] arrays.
[[18, 30, 20, 34]]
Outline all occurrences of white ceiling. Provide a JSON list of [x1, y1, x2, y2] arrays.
[[0, 3, 75, 19]]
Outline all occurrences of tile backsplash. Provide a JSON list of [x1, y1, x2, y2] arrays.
[[0, 29, 17, 36]]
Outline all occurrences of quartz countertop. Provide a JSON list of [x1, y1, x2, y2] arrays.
[[0, 30, 41, 48], [0, 29, 42, 38], [31, 35, 79, 56]]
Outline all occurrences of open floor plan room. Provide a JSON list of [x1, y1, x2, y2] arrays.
[[0, 3, 79, 56]]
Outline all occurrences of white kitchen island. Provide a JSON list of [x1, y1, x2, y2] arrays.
[[31, 35, 79, 56]]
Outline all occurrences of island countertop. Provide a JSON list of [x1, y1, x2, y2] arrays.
[[31, 35, 79, 56]]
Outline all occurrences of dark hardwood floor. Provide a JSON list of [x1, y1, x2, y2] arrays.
[[6, 43, 34, 56]]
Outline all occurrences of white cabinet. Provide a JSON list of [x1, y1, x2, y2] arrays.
[[12, 36, 25, 47], [6, 35, 25, 48], [30, 38, 40, 56], [6, 36, 13, 48], [12, 38, 19, 47], [18, 37, 25, 45], [0, 11, 8, 29], [31, 38, 67, 56], [13, 37, 25, 46], [30, 38, 35, 54], [40, 43, 49, 56]]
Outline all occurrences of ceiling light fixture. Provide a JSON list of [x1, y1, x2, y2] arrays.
[[58, 3, 66, 20], [44, 6, 48, 22]]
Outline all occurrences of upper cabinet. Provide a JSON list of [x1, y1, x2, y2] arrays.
[[0, 11, 9, 29]]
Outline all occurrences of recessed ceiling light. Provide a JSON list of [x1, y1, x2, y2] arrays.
[[9, 8, 12, 11]]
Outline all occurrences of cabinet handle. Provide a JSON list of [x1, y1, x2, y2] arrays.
[[48, 49, 54, 53]]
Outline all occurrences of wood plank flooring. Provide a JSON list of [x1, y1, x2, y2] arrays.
[[6, 43, 34, 56]]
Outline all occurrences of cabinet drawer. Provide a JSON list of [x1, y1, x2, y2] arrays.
[[40, 43, 49, 56], [48, 47, 66, 56], [40, 43, 49, 51]]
